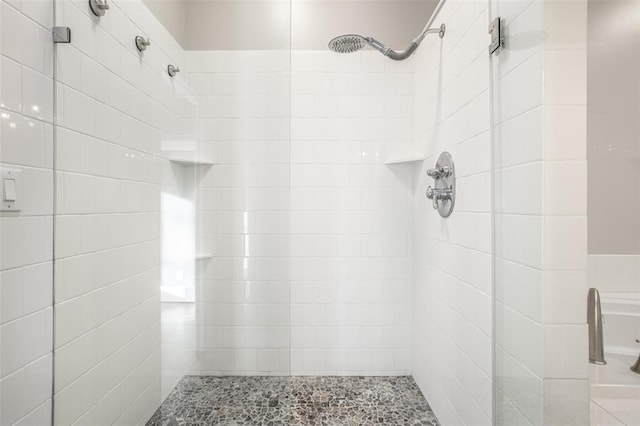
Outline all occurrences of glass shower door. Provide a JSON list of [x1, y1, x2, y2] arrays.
[[52, 0, 174, 422], [492, 0, 594, 424], [0, 0, 55, 423], [154, 2, 294, 423], [52, 0, 293, 423], [490, 0, 545, 424]]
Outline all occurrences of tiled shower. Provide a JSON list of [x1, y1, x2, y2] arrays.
[[1, 0, 639, 424]]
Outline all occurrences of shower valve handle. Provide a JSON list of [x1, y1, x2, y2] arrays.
[[426, 186, 452, 210], [427, 166, 451, 180], [426, 187, 438, 209]]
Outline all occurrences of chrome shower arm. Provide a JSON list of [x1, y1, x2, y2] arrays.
[[384, 42, 420, 61], [364, 37, 418, 61], [380, 0, 448, 61], [328, 0, 446, 60], [365, 37, 386, 53], [417, 0, 447, 42], [364, 23, 445, 61]]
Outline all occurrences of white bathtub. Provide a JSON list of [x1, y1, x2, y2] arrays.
[[590, 293, 640, 426], [590, 354, 640, 426], [601, 292, 640, 357]]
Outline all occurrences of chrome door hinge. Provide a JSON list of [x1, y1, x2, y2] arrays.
[[52, 27, 71, 43], [488, 17, 504, 55]]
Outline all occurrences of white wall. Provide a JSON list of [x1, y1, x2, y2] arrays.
[[0, 0, 55, 423], [587, 0, 640, 256], [409, 2, 588, 424], [184, 48, 414, 376], [289, 50, 414, 375], [541, 2, 589, 424], [142, 0, 186, 48], [411, 1, 492, 424], [588, 255, 640, 293], [52, 0, 191, 423], [185, 50, 292, 375]]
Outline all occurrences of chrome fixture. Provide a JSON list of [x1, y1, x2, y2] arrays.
[[588, 288, 607, 365], [329, 24, 445, 60], [328, 1, 446, 61], [426, 152, 455, 218], [631, 340, 640, 374], [488, 17, 504, 55], [89, 0, 109, 16], [426, 187, 453, 209], [52, 26, 71, 43], [135, 36, 151, 52], [427, 165, 452, 180], [167, 64, 180, 77]]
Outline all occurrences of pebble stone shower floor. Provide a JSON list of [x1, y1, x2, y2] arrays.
[[147, 376, 440, 425]]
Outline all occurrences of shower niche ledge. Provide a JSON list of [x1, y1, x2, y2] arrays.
[[384, 155, 425, 166], [169, 157, 215, 166]]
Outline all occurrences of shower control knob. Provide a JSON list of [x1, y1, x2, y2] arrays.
[[426, 186, 439, 209], [426, 166, 451, 180], [425, 152, 456, 218], [426, 187, 452, 210]]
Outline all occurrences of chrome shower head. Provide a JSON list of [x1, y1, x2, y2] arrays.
[[328, 34, 368, 54], [328, 23, 445, 61]]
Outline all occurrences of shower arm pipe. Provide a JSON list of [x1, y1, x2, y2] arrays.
[[367, 0, 446, 61]]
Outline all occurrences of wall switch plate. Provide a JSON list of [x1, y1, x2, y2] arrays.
[[1, 167, 22, 212]]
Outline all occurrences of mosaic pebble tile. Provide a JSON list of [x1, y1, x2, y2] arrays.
[[147, 376, 440, 426]]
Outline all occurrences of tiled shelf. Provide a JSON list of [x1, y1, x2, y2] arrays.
[[384, 155, 425, 166], [169, 158, 215, 166]]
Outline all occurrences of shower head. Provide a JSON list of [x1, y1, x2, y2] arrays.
[[328, 23, 446, 61], [328, 34, 369, 54], [328, 34, 390, 57], [328, 33, 412, 60]]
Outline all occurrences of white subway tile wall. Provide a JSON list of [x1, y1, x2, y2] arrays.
[[411, 1, 493, 425], [289, 50, 413, 375], [0, 0, 54, 423], [542, 1, 589, 424], [51, 0, 191, 423], [185, 48, 415, 376], [186, 50, 292, 375]]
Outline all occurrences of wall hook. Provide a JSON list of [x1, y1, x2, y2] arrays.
[[168, 64, 180, 77], [89, 0, 109, 16], [135, 36, 151, 52]]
